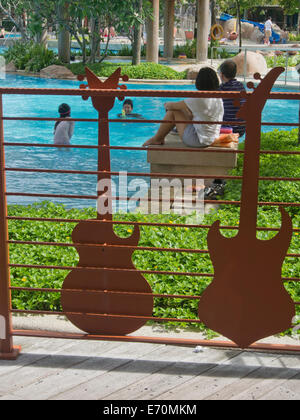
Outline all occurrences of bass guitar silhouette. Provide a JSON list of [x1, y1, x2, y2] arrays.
[[198, 67, 295, 348]]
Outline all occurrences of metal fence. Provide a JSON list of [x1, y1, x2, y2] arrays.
[[0, 69, 300, 359]]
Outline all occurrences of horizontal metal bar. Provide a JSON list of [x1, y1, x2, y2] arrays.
[[2, 115, 299, 127], [0, 87, 299, 100], [4, 142, 101, 149], [4, 167, 243, 180], [0, 117, 299, 127], [11, 308, 202, 324], [9, 262, 213, 277], [11, 306, 300, 324], [5, 167, 300, 182], [4, 142, 300, 156], [11, 328, 300, 353], [8, 263, 300, 282], [6, 216, 300, 233], [3, 142, 244, 153], [5, 191, 300, 207], [8, 239, 209, 254], [6, 192, 97, 199], [7, 240, 300, 258], [10, 286, 201, 300]]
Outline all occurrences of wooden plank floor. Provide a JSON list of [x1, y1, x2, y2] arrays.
[[1, 334, 300, 400]]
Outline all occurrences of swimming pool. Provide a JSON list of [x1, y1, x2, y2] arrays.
[[0, 74, 298, 208]]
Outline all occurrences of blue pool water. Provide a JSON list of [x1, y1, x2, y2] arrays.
[[0, 74, 298, 209]]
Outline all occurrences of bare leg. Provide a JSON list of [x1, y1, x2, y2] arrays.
[[143, 111, 175, 146], [143, 109, 192, 146]]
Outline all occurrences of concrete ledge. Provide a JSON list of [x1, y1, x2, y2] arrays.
[[147, 133, 238, 185]]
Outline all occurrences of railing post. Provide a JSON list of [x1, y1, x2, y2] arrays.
[[0, 94, 20, 359], [243, 47, 247, 84], [285, 50, 288, 86]]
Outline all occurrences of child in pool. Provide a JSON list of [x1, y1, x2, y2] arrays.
[[118, 99, 144, 119], [54, 103, 74, 145]]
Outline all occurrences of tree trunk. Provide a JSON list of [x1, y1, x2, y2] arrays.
[[132, 0, 143, 65], [89, 17, 101, 63], [57, 2, 70, 64], [36, 20, 48, 47], [211, 0, 216, 26], [98, 32, 110, 63], [283, 14, 287, 30], [132, 24, 142, 65], [236, 0, 242, 50], [146, 0, 159, 63], [163, 0, 175, 60], [81, 33, 87, 64], [196, 0, 209, 63]]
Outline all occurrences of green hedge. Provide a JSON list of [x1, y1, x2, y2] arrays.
[[265, 53, 300, 68], [7, 129, 300, 337], [68, 62, 187, 80], [224, 129, 300, 216]]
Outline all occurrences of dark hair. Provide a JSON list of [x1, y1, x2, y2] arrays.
[[219, 60, 237, 79], [123, 99, 133, 109], [54, 103, 71, 132], [195, 67, 220, 91]]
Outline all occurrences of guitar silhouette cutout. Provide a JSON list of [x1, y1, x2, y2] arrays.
[[198, 67, 295, 348], [61, 68, 154, 335]]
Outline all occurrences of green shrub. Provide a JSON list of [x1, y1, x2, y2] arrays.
[[173, 39, 234, 60], [116, 44, 133, 56], [265, 53, 300, 68], [173, 40, 196, 58], [288, 33, 300, 42], [224, 129, 300, 216], [4, 41, 61, 72], [68, 61, 187, 80], [6, 129, 300, 336]]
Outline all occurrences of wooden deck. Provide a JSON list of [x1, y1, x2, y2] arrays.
[[1, 327, 300, 400]]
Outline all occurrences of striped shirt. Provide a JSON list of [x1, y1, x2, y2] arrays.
[[219, 79, 246, 137]]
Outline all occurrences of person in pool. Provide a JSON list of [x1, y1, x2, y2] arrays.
[[53, 103, 75, 145], [143, 67, 223, 148], [118, 99, 144, 119]]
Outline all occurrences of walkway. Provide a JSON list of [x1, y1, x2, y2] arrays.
[[0, 317, 299, 400]]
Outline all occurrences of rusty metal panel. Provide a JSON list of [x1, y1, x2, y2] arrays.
[[0, 66, 299, 359]]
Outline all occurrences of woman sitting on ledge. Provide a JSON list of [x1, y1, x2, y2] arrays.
[[143, 67, 224, 148]]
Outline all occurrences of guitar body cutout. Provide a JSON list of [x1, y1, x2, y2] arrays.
[[61, 221, 154, 335], [198, 208, 294, 348]]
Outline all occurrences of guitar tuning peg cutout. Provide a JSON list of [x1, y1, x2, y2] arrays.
[[77, 74, 86, 81]]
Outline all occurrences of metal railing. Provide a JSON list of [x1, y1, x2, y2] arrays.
[[0, 81, 299, 359]]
